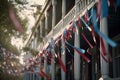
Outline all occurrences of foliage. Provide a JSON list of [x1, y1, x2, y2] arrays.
[[0, 73, 23, 80], [22, 46, 38, 56], [0, 0, 29, 55]]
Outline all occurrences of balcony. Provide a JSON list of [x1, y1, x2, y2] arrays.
[[43, 0, 95, 48]]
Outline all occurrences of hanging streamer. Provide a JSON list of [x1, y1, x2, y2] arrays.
[[74, 48, 90, 63], [96, 0, 101, 19], [80, 17, 92, 31], [77, 17, 82, 27], [91, 8, 117, 47], [83, 10, 92, 23], [65, 46, 74, 57], [65, 41, 90, 63], [99, 47, 112, 63], [57, 52, 67, 73], [87, 48, 92, 55], [90, 26, 96, 43], [40, 69, 50, 80], [54, 37, 61, 45], [73, 21, 78, 33], [65, 41, 85, 53], [101, 0, 108, 18], [62, 28, 72, 40], [81, 33, 93, 48], [84, 11, 89, 22], [100, 36, 107, 56], [100, 51, 109, 63], [116, 0, 120, 6], [109, 0, 115, 6]]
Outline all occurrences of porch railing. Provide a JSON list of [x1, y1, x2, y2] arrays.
[[44, 0, 94, 48]]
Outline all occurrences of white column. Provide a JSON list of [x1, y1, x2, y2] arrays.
[[45, 11, 49, 35], [74, 0, 81, 80], [34, 33, 38, 50], [51, 38, 55, 80], [51, 0, 57, 80], [30, 72, 32, 80], [40, 20, 43, 38], [61, 38, 66, 80], [62, 0, 66, 18], [61, 0, 66, 80], [39, 57, 42, 80], [51, 51, 55, 80], [100, 17, 109, 79], [28, 73, 30, 80], [74, 25, 80, 80], [44, 51, 47, 80], [52, 0, 57, 28]]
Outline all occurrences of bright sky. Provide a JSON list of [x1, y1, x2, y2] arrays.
[[12, 0, 45, 48], [11, 0, 45, 64]]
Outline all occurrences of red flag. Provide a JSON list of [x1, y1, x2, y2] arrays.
[[58, 52, 66, 73], [96, 0, 101, 19], [100, 52, 109, 63], [84, 11, 88, 22], [40, 69, 50, 80], [109, 0, 115, 6], [74, 48, 90, 63], [81, 33, 93, 48], [90, 26, 96, 43], [100, 36, 107, 56], [87, 48, 92, 55]]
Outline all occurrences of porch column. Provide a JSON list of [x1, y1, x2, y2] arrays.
[[62, 0, 66, 18], [45, 11, 49, 35], [74, 0, 81, 80], [52, 0, 57, 29], [61, 0, 66, 80], [32, 73, 35, 80], [51, 0, 57, 80], [34, 33, 38, 50], [100, 17, 109, 79], [30, 72, 32, 80], [61, 38, 66, 80], [28, 72, 29, 80], [44, 51, 47, 80], [51, 38, 55, 80], [24, 72, 27, 80], [74, 24, 80, 80], [40, 20, 43, 38], [51, 48, 55, 80], [39, 57, 42, 80]]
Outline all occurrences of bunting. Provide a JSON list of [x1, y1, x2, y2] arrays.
[[40, 69, 50, 80], [57, 52, 67, 73], [81, 33, 93, 48], [116, 0, 120, 6], [91, 7, 117, 47], [65, 41, 90, 63], [100, 36, 107, 56], [22, 1, 120, 79], [87, 48, 92, 55], [80, 15, 92, 31], [101, 0, 108, 18]]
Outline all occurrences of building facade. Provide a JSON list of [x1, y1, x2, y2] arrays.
[[23, 0, 120, 80]]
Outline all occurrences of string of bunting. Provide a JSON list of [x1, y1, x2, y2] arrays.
[[57, 52, 67, 72], [40, 69, 50, 80], [24, 0, 120, 76]]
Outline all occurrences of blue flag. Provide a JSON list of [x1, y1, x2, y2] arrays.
[[91, 7, 117, 47], [101, 0, 108, 18], [116, 0, 120, 6]]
